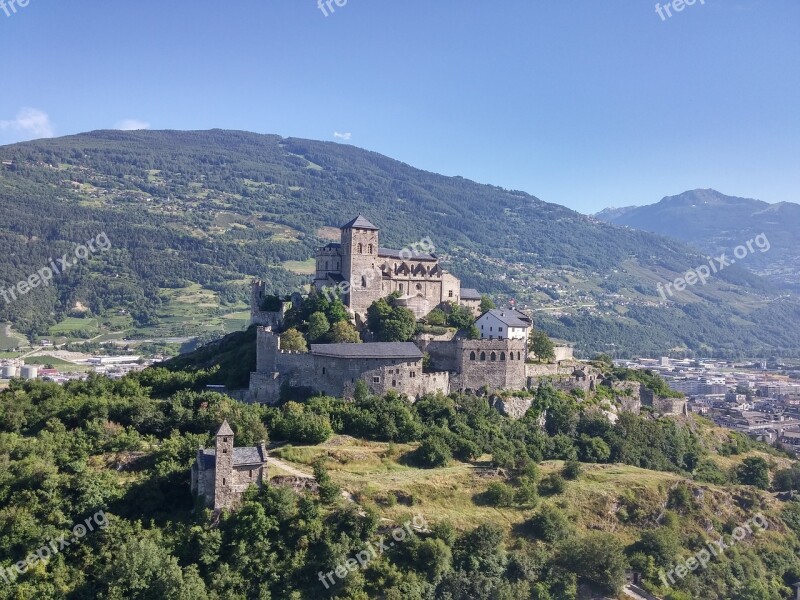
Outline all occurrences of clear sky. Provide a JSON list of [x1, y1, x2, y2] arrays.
[[1, 0, 798, 213]]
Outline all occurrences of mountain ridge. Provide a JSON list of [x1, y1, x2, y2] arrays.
[[1, 130, 799, 358]]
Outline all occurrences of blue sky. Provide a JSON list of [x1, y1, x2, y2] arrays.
[[1, 0, 798, 213]]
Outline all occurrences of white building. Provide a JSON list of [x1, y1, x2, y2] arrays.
[[476, 309, 532, 348]]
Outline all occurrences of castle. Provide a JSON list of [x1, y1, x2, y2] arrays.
[[312, 215, 478, 318], [191, 420, 268, 510]]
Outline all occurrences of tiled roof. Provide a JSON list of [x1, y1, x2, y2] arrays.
[[378, 247, 437, 261], [341, 215, 379, 230], [310, 342, 423, 360], [460, 288, 482, 301], [199, 446, 266, 469]]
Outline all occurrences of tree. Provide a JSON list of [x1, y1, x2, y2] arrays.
[[529, 330, 555, 362], [380, 307, 417, 342], [328, 320, 361, 343], [447, 303, 476, 330], [427, 308, 447, 326], [414, 434, 452, 468], [736, 456, 770, 489], [280, 328, 307, 352], [482, 482, 516, 507], [326, 297, 349, 324], [558, 532, 627, 594], [480, 295, 495, 313], [307, 311, 330, 342]]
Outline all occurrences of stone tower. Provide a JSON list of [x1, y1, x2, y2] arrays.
[[213, 420, 235, 510], [340, 215, 382, 314]]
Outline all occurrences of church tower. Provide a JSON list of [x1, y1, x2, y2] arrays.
[[340, 215, 382, 313], [213, 420, 235, 510]]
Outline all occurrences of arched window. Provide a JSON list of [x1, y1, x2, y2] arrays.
[[480, 352, 486, 361], [399, 283, 404, 293], [362, 276, 368, 288], [491, 352, 497, 361], [358, 243, 363, 254], [517, 352, 521, 360], [500, 352, 506, 361], [470, 351, 476, 361]]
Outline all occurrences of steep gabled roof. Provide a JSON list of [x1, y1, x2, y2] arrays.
[[341, 215, 379, 231], [216, 420, 234, 436]]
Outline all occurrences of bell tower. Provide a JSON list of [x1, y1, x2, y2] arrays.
[[213, 420, 235, 510], [340, 215, 381, 313]]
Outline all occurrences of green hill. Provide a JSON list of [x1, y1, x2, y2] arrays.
[[1, 130, 798, 358]]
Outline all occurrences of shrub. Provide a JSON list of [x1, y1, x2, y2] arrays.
[[481, 482, 516, 507], [562, 460, 582, 480], [526, 505, 572, 542], [540, 472, 566, 495]]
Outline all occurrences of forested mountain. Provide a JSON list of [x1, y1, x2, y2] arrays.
[[1, 130, 799, 358], [596, 189, 800, 289]]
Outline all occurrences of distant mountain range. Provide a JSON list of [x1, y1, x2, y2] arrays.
[[596, 189, 800, 289], [1, 131, 799, 358]]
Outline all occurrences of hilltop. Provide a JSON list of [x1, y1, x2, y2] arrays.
[[1, 131, 799, 358], [596, 189, 800, 290]]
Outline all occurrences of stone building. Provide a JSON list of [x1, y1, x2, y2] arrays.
[[248, 328, 449, 403], [248, 326, 530, 404], [312, 215, 470, 317], [191, 420, 268, 510]]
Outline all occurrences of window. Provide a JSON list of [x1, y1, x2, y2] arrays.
[[362, 275, 368, 287], [392, 380, 397, 386], [491, 352, 497, 361], [222, 448, 227, 454], [518, 352, 522, 360], [410, 371, 416, 378], [325, 260, 328, 270], [249, 470, 253, 478], [448, 290, 453, 298], [399, 283, 404, 293], [368, 244, 373, 254], [499, 327, 503, 332], [500, 352, 506, 361], [416, 283, 422, 291], [470, 351, 476, 360], [373, 376, 380, 383], [222, 478, 226, 485], [480, 352, 486, 361], [322, 367, 326, 375], [358, 243, 363, 254]]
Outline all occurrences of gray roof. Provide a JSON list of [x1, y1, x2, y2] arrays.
[[199, 446, 266, 469], [341, 215, 379, 230], [310, 342, 423, 360], [378, 247, 437, 261], [323, 242, 341, 250], [216, 420, 234, 436], [480, 309, 531, 328], [461, 288, 482, 301]]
